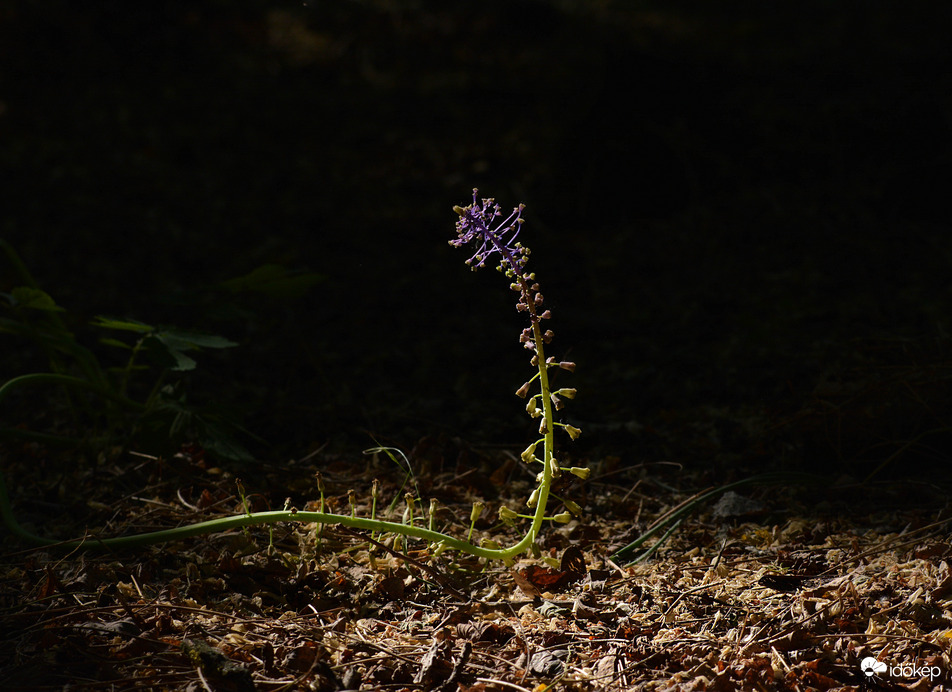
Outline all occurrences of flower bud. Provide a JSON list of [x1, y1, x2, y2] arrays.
[[562, 498, 583, 516], [548, 457, 561, 479], [498, 506, 519, 522], [556, 388, 577, 399], [515, 381, 531, 398], [568, 466, 591, 480], [564, 424, 581, 440], [552, 512, 572, 524], [453, 205, 466, 215], [526, 487, 540, 508], [521, 441, 539, 463], [470, 501, 485, 523], [559, 361, 576, 372], [540, 310, 552, 319], [539, 420, 549, 434], [543, 330, 554, 343], [526, 397, 540, 417]]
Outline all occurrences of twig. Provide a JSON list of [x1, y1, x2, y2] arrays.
[[195, 666, 214, 692], [663, 580, 725, 619], [818, 516, 952, 575], [337, 526, 468, 600], [810, 632, 944, 651], [441, 641, 472, 690], [475, 677, 535, 692]]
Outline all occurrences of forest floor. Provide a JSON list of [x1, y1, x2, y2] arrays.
[[2, 429, 951, 691]]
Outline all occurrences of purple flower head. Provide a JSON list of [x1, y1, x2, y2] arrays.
[[450, 189, 527, 273], [452, 189, 550, 345]]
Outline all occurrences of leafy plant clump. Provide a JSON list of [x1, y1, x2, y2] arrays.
[[0, 192, 589, 561], [0, 239, 252, 461]]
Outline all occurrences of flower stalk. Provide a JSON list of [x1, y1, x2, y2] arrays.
[[446, 188, 584, 559]]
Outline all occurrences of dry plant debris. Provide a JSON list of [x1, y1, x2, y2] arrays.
[[1, 443, 951, 691]]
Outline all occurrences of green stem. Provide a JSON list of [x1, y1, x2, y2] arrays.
[[0, 459, 540, 558], [0, 467, 515, 557], [525, 319, 555, 552], [0, 365, 553, 559]]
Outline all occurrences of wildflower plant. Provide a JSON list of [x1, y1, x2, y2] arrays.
[[450, 189, 584, 555], [0, 192, 587, 562]]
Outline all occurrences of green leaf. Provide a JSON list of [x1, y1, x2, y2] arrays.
[[166, 350, 198, 372], [168, 408, 192, 439], [91, 316, 154, 333], [98, 337, 134, 350], [157, 330, 238, 351], [93, 320, 236, 371], [220, 263, 325, 300], [142, 334, 197, 371], [10, 287, 64, 312]]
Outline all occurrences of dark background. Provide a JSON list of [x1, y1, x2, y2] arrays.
[[3, 0, 950, 481]]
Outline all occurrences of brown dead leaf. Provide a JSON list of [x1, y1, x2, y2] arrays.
[[560, 545, 587, 578]]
